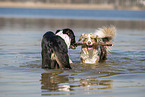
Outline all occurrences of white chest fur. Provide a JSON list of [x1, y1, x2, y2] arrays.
[[56, 31, 71, 49], [80, 48, 100, 63]]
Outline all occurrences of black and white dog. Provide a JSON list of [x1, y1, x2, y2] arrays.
[[41, 28, 76, 69]]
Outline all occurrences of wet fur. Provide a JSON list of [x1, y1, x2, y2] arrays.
[[79, 26, 116, 63], [41, 28, 76, 69]]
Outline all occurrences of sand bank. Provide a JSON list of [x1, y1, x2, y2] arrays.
[[0, 1, 141, 10]]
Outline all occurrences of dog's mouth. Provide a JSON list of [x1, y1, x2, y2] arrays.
[[86, 44, 94, 50]]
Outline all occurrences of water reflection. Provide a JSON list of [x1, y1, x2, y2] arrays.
[[40, 66, 120, 96], [41, 71, 70, 92], [0, 18, 145, 32]]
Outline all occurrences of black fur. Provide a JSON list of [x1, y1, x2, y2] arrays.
[[99, 39, 108, 62], [41, 28, 76, 69], [99, 46, 107, 62]]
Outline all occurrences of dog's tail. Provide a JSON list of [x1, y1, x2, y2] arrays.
[[54, 50, 72, 69], [95, 26, 116, 43]]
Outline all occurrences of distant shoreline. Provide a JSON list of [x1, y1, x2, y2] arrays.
[[0, 1, 143, 10]]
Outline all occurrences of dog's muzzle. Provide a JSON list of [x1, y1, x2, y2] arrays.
[[86, 41, 94, 50], [86, 44, 94, 50]]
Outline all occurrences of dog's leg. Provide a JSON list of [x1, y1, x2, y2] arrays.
[[81, 58, 85, 63], [41, 51, 51, 69], [41, 42, 51, 69], [99, 46, 107, 62]]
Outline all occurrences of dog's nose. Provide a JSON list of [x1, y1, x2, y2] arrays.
[[88, 41, 91, 45]]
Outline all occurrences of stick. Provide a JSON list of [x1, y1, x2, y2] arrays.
[[74, 42, 113, 46]]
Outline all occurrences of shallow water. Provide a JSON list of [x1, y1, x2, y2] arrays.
[[0, 9, 145, 97]]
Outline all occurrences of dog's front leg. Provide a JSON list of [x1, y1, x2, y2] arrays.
[[80, 48, 88, 63]]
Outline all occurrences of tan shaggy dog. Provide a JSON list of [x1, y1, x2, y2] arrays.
[[79, 26, 116, 64]]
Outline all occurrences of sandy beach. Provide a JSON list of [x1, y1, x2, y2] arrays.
[[0, 1, 142, 10]]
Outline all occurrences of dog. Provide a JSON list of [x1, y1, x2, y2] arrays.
[[41, 28, 76, 69], [79, 26, 116, 64]]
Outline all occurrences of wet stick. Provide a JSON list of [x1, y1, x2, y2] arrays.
[[74, 43, 113, 46]]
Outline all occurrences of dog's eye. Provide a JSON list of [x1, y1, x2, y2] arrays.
[[91, 38, 95, 40], [83, 38, 88, 41], [91, 38, 97, 42]]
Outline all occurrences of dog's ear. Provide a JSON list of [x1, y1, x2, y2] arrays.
[[95, 35, 102, 42], [79, 33, 85, 41], [90, 33, 97, 39]]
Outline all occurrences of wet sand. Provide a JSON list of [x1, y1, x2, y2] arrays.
[[0, 1, 142, 10]]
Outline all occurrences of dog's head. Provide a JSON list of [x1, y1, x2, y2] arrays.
[[79, 33, 98, 50], [56, 28, 76, 49]]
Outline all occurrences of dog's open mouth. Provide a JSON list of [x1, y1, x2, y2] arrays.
[[87, 44, 94, 50]]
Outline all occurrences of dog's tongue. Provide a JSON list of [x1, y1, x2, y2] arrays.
[[88, 47, 93, 50], [88, 46, 93, 50]]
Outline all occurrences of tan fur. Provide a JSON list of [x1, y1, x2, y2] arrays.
[[101, 26, 116, 38], [95, 26, 116, 43], [79, 26, 116, 63], [79, 33, 99, 63]]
